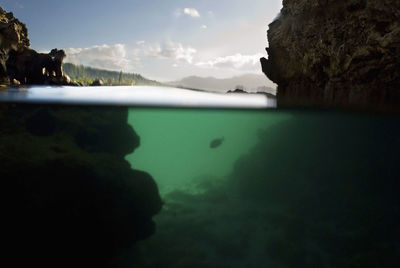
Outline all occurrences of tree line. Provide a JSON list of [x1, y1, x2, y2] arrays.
[[63, 63, 161, 86]]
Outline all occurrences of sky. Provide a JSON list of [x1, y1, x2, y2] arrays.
[[1, 0, 282, 81]]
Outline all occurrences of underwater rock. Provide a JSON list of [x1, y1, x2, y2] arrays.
[[0, 7, 71, 86], [261, 0, 400, 110], [231, 113, 400, 266], [0, 104, 162, 267]]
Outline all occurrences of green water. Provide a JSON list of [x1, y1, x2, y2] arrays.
[[123, 109, 400, 267], [126, 109, 291, 195], [3, 102, 399, 267]]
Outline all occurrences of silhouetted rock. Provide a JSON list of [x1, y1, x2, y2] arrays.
[[1, 104, 162, 267], [91, 78, 104, 86], [0, 7, 71, 86], [256, 91, 276, 99], [0, 7, 29, 85], [227, 88, 248, 94], [261, 0, 400, 110]]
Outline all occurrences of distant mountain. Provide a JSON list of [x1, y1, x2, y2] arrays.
[[167, 74, 276, 94], [63, 63, 161, 86]]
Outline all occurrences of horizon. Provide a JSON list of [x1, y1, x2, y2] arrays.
[[63, 62, 277, 89], [1, 0, 282, 81], [63, 62, 275, 84]]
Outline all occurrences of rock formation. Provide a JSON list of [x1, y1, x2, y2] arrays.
[[0, 6, 164, 267], [261, 0, 400, 110], [0, 7, 71, 86], [231, 113, 400, 266], [1, 104, 163, 267]]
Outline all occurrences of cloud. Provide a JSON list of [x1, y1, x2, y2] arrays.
[[184, 8, 200, 18], [201, 25, 207, 30], [64, 44, 132, 71], [196, 53, 264, 71], [138, 41, 197, 64]]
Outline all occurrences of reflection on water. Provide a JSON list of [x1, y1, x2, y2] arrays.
[[1, 102, 399, 267]]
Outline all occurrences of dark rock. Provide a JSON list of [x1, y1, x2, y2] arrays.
[[227, 88, 248, 94], [0, 7, 72, 86], [25, 108, 57, 136], [256, 91, 276, 99], [0, 104, 162, 267], [0, 7, 29, 85], [75, 109, 140, 156], [231, 113, 400, 266], [261, 0, 400, 111], [91, 79, 104, 86]]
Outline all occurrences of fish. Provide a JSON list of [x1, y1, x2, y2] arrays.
[[210, 137, 225, 148]]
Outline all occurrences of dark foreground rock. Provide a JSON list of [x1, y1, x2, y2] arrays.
[[0, 7, 71, 86], [261, 0, 400, 110], [1, 104, 162, 267]]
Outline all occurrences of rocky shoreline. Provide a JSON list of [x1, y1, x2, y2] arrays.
[[0, 7, 73, 86]]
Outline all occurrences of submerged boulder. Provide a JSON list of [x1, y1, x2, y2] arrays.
[[261, 0, 400, 110], [0, 104, 162, 267]]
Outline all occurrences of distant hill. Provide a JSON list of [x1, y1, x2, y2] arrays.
[[167, 74, 276, 94], [63, 63, 161, 86]]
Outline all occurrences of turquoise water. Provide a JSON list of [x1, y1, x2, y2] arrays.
[[126, 109, 291, 195]]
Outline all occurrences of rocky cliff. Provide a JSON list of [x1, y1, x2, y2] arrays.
[[0, 7, 70, 86], [261, 0, 400, 110]]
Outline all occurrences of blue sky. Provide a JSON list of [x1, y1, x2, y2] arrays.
[[2, 0, 282, 81]]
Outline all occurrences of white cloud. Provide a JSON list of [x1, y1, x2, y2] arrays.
[[64, 44, 132, 71], [201, 25, 207, 30], [196, 53, 264, 71], [138, 41, 197, 64], [184, 8, 200, 18]]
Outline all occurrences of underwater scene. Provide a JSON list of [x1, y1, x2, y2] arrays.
[[2, 103, 399, 267], [126, 108, 400, 268]]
